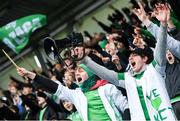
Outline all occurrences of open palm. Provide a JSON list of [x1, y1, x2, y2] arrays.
[[133, 2, 148, 22], [152, 4, 170, 24]]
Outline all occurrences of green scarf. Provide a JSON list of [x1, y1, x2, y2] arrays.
[[78, 64, 97, 92]]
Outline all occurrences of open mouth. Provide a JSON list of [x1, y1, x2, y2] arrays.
[[168, 56, 172, 60], [77, 77, 82, 83], [131, 62, 136, 67], [67, 105, 71, 109]]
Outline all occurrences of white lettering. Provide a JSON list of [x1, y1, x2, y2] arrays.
[[9, 31, 16, 39], [3, 38, 15, 50], [22, 21, 32, 33], [5, 21, 17, 29], [32, 18, 42, 32], [15, 27, 24, 36]]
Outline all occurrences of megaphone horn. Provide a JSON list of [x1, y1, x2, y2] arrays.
[[43, 37, 60, 61]]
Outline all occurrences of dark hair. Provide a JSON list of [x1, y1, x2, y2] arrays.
[[36, 91, 47, 99], [21, 94, 39, 110], [60, 100, 77, 113], [22, 83, 33, 88], [131, 46, 154, 64]]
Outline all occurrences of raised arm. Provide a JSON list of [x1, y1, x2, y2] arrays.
[[17, 68, 58, 93], [81, 56, 126, 88], [70, 47, 126, 88], [133, 2, 180, 59], [17, 67, 77, 102], [145, 21, 180, 59], [153, 4, 169, 67], [153, 22, 167, 65]]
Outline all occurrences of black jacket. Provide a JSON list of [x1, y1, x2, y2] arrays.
[[36, 105, 58, 120], [165, 61, 180, 99]]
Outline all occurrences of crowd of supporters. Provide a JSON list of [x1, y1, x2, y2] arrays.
[[0, 0, 180, 120]]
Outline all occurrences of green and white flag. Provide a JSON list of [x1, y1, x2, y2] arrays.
[[0, 14, 47, 53]]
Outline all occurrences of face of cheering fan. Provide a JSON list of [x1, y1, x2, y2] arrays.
[[75, 67, 88, 85], [166, 50, 175, 64], [133, 35, 146, 49], [129, 53, 148, 72], [105, 43, 116, 55], [64, 71, 75, 87], [8, 82, 18, 95], [63, 100, 74, 112], [64, 58, 74, 69], [22, 87, 33, 95], [37, 96, 46, 107]]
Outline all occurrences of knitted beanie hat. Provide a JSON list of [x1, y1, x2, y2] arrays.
[[78, 64, 94, 78]]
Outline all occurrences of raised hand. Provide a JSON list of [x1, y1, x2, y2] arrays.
[[70, 46, 87, 61], [112, 54, 120, 65], [133, 2, 149, 23], [151, 3, 170, 25], [112, 54, 122, 70], [17, 67, 28, 76], [17, 67, 36, 80]]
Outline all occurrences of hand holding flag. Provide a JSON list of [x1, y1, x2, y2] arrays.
[[2, 49, 36, 80]]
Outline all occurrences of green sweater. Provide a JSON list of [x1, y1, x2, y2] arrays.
[[85, 89, 111, 121]]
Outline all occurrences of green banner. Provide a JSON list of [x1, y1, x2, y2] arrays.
[[0, 14, 47, 53]]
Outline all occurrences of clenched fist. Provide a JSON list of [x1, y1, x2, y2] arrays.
[[17, 67, 36, 80]]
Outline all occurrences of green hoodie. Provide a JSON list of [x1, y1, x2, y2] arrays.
[[78, 64, 97, 92]]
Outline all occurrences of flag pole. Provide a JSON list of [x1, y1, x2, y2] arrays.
[[2, 49, 30, 81], [2, 49, 19, 68]]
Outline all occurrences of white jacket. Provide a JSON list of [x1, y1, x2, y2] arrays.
[[124, 64, 176, 121], [54, 83, 128, 121]]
